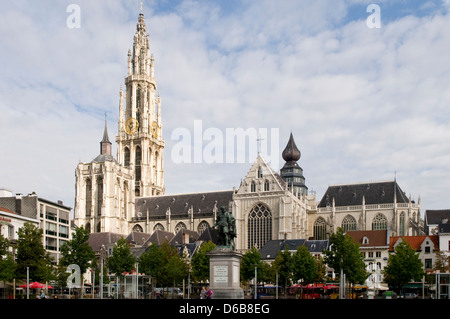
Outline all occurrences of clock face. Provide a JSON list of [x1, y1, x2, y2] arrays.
[[151, 121, 159, 138], [124, 117, 139, 135]]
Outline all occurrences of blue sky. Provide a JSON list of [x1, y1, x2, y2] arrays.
[[1, 0, 450, 216]]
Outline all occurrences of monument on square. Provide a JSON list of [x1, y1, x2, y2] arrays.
[[207, 207, 244, 299]]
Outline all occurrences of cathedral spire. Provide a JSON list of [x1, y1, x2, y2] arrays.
[[100, 116, 112, 156]]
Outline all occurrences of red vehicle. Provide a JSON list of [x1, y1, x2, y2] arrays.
[[289, 283, 325, 299]]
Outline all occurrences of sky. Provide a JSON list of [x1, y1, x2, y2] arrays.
[[1, 0, 450, 218]]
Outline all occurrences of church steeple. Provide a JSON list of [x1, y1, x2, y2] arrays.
[[280, 133, 307, 196], [116, 9, 165, 197], [100, 118, 112, 156]]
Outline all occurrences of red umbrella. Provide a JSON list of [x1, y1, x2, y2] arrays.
[[20, 282, 53, 289]]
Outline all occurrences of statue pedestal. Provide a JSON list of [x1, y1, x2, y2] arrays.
[[208, 247, 244, 299]]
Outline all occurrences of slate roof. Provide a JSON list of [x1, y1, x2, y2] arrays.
[[88, 232, 124, 251], [425, 209, 450, 225], [439, 223, 450, 234], [135, 190, 234, 219], [145, 229, 175, 245], [318, 181, 410, 207], [259, 239, 329, 260], [169, 229, 200, 245], [126, 231, 152, 246]]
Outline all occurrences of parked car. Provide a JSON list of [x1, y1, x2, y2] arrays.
[[153, 287, 183, 299]]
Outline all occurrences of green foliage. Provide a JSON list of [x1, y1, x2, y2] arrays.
[[323, 228, 368, 285], [0, 234, 16, 284], [107, 237, 136, 278], [191, 241, 216, 283], [240, 247, 265, 283], [139, 242, 188, 286], [15, 222, 54, 282], [59, 226, 95, 276], [272, 246, 293, 287], [292, 245, 318, 285], [383, 239, 424, 291]]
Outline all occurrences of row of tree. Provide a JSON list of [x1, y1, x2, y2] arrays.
[[1, 223, 445, 298]]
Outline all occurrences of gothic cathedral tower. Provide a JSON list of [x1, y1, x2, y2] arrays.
[[74, 12, 165, 235], [116, 12, 165, 198]]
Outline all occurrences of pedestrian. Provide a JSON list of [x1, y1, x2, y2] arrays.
[[200, 286, 207, 299], [206, 287, 213, 299], [40, 290, 46, 299]]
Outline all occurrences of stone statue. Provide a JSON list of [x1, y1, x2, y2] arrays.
[[212, 206, 236, 250]]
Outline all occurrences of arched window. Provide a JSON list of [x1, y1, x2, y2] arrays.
[[313, 217, 327, 240], [96, 221, 101, 233], [264, 180, 270, 191], [175, 222, 187, 233], [372, 213, 387, 230], [153, 223, 164, 231], [197, 221, 210, 234], [85, 178, 92, 217], [85, 222, 91, 233], [97, 177, 103, 216], [133, 224, 143, 232], [342, 215, 357, 231], [135, 146, 142, 196], [399, 211, 405, 236], [124, 147, 130, 166], [251, 181, 256, 192], [248, 203, 272, 249]]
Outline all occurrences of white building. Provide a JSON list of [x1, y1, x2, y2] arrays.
[[0, 205, 40, 246], [0, 189, 71, 263]]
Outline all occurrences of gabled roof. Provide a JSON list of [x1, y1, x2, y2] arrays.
[[236, 154, 286, 194], [197, 226, 220, 245], [389, 235, 439, 251], [169, 229, 199, 245], [135, 190, 233, 219], [145, 229, 175, 245], [318, 181, 410, 207], [126, 231, 152, 246], [88, 232, 124, 251], [346, 230, 389, 247]]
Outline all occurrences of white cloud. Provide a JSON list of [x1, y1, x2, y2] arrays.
[[1, 0, 449, 215]]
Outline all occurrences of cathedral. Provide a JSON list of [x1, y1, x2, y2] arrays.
[[74, 12, 422, 252]]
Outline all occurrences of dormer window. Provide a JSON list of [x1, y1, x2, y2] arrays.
[[363, 236, 369, 245]]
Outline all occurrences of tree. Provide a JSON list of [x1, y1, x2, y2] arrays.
[[107, 237, 136, 298], [292, 245, 318, 286], [191, 241, 216, 283], [59, 226, 95, 281], [0, 235, 16, 298], [323, 228, 368, 288], [158, 242, 188, 288], [15, 222, 53, 282], [240, 247, 265, 283], [383, 239, 424, 294], [139, 243, 164, 283], [272, 246, 293, 297]]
